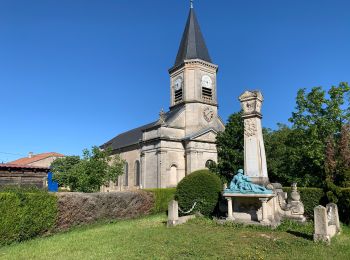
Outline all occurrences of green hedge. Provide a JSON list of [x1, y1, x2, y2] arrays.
[[283, 187, 325, 218], [0, 190, 58, 245], [144, 188, 176, 214], [175, 170, 222, 217], [339, 188, 350, 225]]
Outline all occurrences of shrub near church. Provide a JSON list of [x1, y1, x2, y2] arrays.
[[175, 170, 222, 216]]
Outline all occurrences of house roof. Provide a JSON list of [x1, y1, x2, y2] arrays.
[[9, 152, 64, 165], [174, 7, 212, 67]]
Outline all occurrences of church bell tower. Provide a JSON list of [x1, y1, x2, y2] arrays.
[[168, 4, 219, 134]]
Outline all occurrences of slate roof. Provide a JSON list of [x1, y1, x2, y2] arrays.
[[174, 7, 212, 67], [101, 122, 156, 151], [9, 152, 64, 165], [101, 106, 184, 151]]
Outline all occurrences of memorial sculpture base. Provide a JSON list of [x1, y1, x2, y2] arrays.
[[223, 170, 306, 227], [224, 193, 276, 225]]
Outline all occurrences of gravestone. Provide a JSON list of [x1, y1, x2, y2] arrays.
[[167, 200, 179, 227], [326, 203, 341, 236], [314, 203, 341, 243], [167, 200, 196, 227]]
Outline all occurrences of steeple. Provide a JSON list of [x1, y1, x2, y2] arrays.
[[174, 7, 212, 67]]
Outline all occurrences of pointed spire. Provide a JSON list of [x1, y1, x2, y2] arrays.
[[174, 7, 212, 67]]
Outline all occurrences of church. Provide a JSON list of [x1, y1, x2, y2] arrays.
[[100, 5, 225, 191]]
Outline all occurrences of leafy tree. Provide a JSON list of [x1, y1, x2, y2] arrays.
[[264, 124, 318, 186], [51, 156, 81, 187], [216, 82, 349, 188], [325, 124, 350, 188], [288, 82, 350, 187], [338, 124, 350, 187], [52, 146, 124, 192], [212, 111, 244, 182]]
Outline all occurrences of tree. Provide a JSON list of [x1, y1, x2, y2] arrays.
[[51, 155, 81, 187], [52, 146, 124, 192], [287, 82, 350, 187], [335, 124, 350, 187], [324, 126, 350, 184], [217, 83, 349, 188], [212, 111, 244, 182]]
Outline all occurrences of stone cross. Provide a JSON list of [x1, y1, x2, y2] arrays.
[[239, 91, 269, 185]]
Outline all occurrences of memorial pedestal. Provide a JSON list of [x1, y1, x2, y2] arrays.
[[223, 193, 276, 224]]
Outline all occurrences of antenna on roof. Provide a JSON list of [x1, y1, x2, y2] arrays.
[[190, 0, 194, 9]]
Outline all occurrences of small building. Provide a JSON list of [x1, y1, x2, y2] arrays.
[[0, 163, 49, 189], [9, 152, 64, 168]]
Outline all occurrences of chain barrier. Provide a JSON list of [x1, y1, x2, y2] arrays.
[[178, 202, 197, 214]]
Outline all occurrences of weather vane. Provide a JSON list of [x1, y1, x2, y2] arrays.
[[190, 0, 194, 9]]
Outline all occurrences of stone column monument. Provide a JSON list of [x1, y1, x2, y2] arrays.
[[239, 91, 269, 185]]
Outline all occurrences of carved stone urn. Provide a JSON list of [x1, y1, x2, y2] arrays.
[[290, 183, 301, 202]]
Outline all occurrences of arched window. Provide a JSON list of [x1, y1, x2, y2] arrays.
[[205, 160, 215, 169], [123, 162, 128, 186], [135, 160, 140, 186], [169, 165, 178, 187]]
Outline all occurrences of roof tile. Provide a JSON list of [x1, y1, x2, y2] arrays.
[[9, 152, 64, 165]]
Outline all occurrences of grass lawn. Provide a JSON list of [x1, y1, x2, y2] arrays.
[[0, 214, 349, 260]]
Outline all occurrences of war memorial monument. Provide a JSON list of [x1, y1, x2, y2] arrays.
[[223, 90, 306, 226]]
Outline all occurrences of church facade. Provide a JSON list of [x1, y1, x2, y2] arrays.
[[101, 6, 225, 191]]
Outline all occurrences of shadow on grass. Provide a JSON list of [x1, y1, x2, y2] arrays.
[[286, 230, 313, 240]]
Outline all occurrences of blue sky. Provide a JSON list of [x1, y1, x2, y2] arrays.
[[0, 0, 349, 162]]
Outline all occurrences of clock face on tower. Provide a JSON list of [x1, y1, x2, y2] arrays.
[[203, 107, 214, 122], [174, 77, 182, 91], [201, 75, 212, 89]]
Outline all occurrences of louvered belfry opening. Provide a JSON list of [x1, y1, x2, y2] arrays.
[[174, 88, 183, 104], [202, 87, 212, 102]]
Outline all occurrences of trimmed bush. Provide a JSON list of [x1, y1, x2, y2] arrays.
[[0, 190, 58, 245], [144, 188, 176, 213], [283, 187, 325, 218], [175, 169, 222, 217], [339, 188, 350, 225]]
